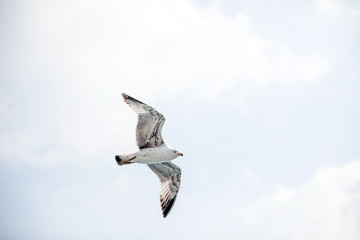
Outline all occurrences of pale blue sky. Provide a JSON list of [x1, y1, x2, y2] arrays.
[[0, 0, 359, 239]]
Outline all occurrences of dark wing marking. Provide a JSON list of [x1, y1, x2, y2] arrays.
[[147, 162, 181, 218], [122, 93, 166, 149]]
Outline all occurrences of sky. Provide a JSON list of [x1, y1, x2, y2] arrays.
[[0, 0, 359, 239]]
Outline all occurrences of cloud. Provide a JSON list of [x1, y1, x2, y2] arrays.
[[316, 0, 360, 17], [217, 160, 360, 240], [4, 0, 330, 91]]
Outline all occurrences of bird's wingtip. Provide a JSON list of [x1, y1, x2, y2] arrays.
[[161, 196, 177, 218], [121, 93, 129, 102]]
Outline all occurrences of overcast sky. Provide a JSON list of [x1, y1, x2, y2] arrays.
[[1, 0, 360, 239]]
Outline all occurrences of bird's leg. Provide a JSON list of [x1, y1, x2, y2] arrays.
[[120, 158, 135, 166]]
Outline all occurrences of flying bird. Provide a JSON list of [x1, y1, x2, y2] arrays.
[[115, 93, 183, 218]]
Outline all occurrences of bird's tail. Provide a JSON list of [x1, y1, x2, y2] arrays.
[[115, 154, 136, 166]]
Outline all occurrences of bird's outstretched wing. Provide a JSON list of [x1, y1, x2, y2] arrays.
[[122, 93, 165, 149], [147, 162, 181, 218]]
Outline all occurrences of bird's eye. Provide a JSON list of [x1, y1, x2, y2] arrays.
[[174, 151, 176, 153]]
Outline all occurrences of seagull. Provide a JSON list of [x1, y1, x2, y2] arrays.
[[115, 93, 183, 218]]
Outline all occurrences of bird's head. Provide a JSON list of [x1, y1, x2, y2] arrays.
[[172, 149, 184, 158]]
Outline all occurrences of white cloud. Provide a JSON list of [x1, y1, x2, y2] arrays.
[[233, 161, 360, 240], [316, 0, 346, 16], [316, 0, 360, 17], [8, 0, 330, 91]]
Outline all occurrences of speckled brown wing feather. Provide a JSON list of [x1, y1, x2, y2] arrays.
[[147, 162, 181, 218], [122, 93, 165, 149]]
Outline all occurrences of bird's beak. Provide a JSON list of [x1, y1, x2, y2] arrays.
[[178, 153, 183, 156]]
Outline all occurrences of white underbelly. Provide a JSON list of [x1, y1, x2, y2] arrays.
[[134, 148, 175, 164]]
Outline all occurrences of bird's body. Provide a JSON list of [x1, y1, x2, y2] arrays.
[[116, 145, 181, 165], [115, 93, 183, 218]]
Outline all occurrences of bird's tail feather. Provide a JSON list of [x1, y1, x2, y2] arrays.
[[115, 154, 136, 166]]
